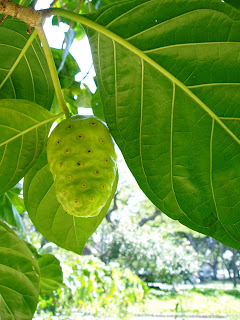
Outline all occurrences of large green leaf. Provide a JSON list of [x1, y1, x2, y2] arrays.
[[7, 183, 25, 214], [0, 221, 40, 320], [0, 193, 24, 230], [0, 183, 25, 230], [0, 99, 60, 195], [57, 0, 240, 248], [37, 254, 64, 295], [24, 242, 64, 295], [23, 151, 118, 255], [224, 0, 240, 10], [0, 19, 54, 109]]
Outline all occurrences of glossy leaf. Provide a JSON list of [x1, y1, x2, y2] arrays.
[[91, 0, 122, 10], [224, 0, 240, 10], [0, 99, 60, 195], [52, 48, 80, 87], [0, 183, 25, 229], [37, 254, 64, 295], [0, 19, 54, 109], [24, 242, 64, 295], [78, 0, 240, 248], [23, 151, 118, 254], [91, 87, 105, 121], [0, 221, 40, 320], [0, 194, 24, 230], [74, 84, 92, 108], [7, 183, 25, 214]]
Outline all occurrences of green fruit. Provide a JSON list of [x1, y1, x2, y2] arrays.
[[47, 115, 117, 218]]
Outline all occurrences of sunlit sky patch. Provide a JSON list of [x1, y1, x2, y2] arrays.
[[36, 0, 96, 93]]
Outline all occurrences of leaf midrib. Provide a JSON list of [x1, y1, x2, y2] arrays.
[[0, 293, 14, 320], [53, 9, 240, 146], [0, 113, 62, 148], [0, 30, 38, 91]]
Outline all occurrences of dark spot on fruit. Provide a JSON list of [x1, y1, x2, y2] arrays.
[[59, 163, 63, 168], [99, 138, 105, 144], [87, 149, 92, 154], [62, 191, 67, 196], [90, 121, 96, 126], [67, 176, 72, 180], [77, 135, 83, 140], [89, 197, 94, 202], [67, 125, 72, 130], [75, 200, 79, 204], [104, 159, 108, 164], [56, 140, 61, 145], [81, 182, 87, 188], [94, 170, 99, 174], [101, 184, 105, 189], [65, 148, 71, 154], [77, 161, 83, 167]]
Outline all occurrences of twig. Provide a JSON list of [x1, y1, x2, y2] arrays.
[[50, 0, 58, 7], [69, 0, 83, 28], [79, 64, 93, 83], [139, 208, 162, 227], [88, 0, 91, 12]]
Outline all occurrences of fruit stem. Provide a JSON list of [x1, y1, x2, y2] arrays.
[[36, 24, 70, 118]]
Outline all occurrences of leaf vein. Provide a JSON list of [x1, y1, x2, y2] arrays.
[[0, 114, 57, 148], [210, 119, 240, 243], [144, 41, 240, 53]]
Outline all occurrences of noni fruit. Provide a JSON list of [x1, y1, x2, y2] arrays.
[[47, 115, 117, 218]]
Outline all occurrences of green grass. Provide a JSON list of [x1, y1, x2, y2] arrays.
[[130, 288, 240, 316]]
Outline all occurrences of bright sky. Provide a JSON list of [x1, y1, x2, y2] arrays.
[[35, 0, 96, 93]]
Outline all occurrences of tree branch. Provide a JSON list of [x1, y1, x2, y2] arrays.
[[139, 208, 161, 227], [0, 0, 50, 30], [185, 233, 199, 253]]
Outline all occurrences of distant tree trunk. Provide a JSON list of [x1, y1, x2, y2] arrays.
[[185, 233, 199, 253], [82, 246, 92, 255], [211, 260, 218, 280], [232, 249, 237, 288], [100, 224, 107, 263], [220, 244, 226, 280], [221, 255, 231, 279]]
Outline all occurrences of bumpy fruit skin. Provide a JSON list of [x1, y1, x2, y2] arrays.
[[47, 115, 117, 218]]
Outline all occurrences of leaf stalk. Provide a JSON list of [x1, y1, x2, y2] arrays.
[[36, 25, 70, 118]]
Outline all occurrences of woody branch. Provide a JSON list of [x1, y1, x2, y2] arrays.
[[0, 0, 50, 32]]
